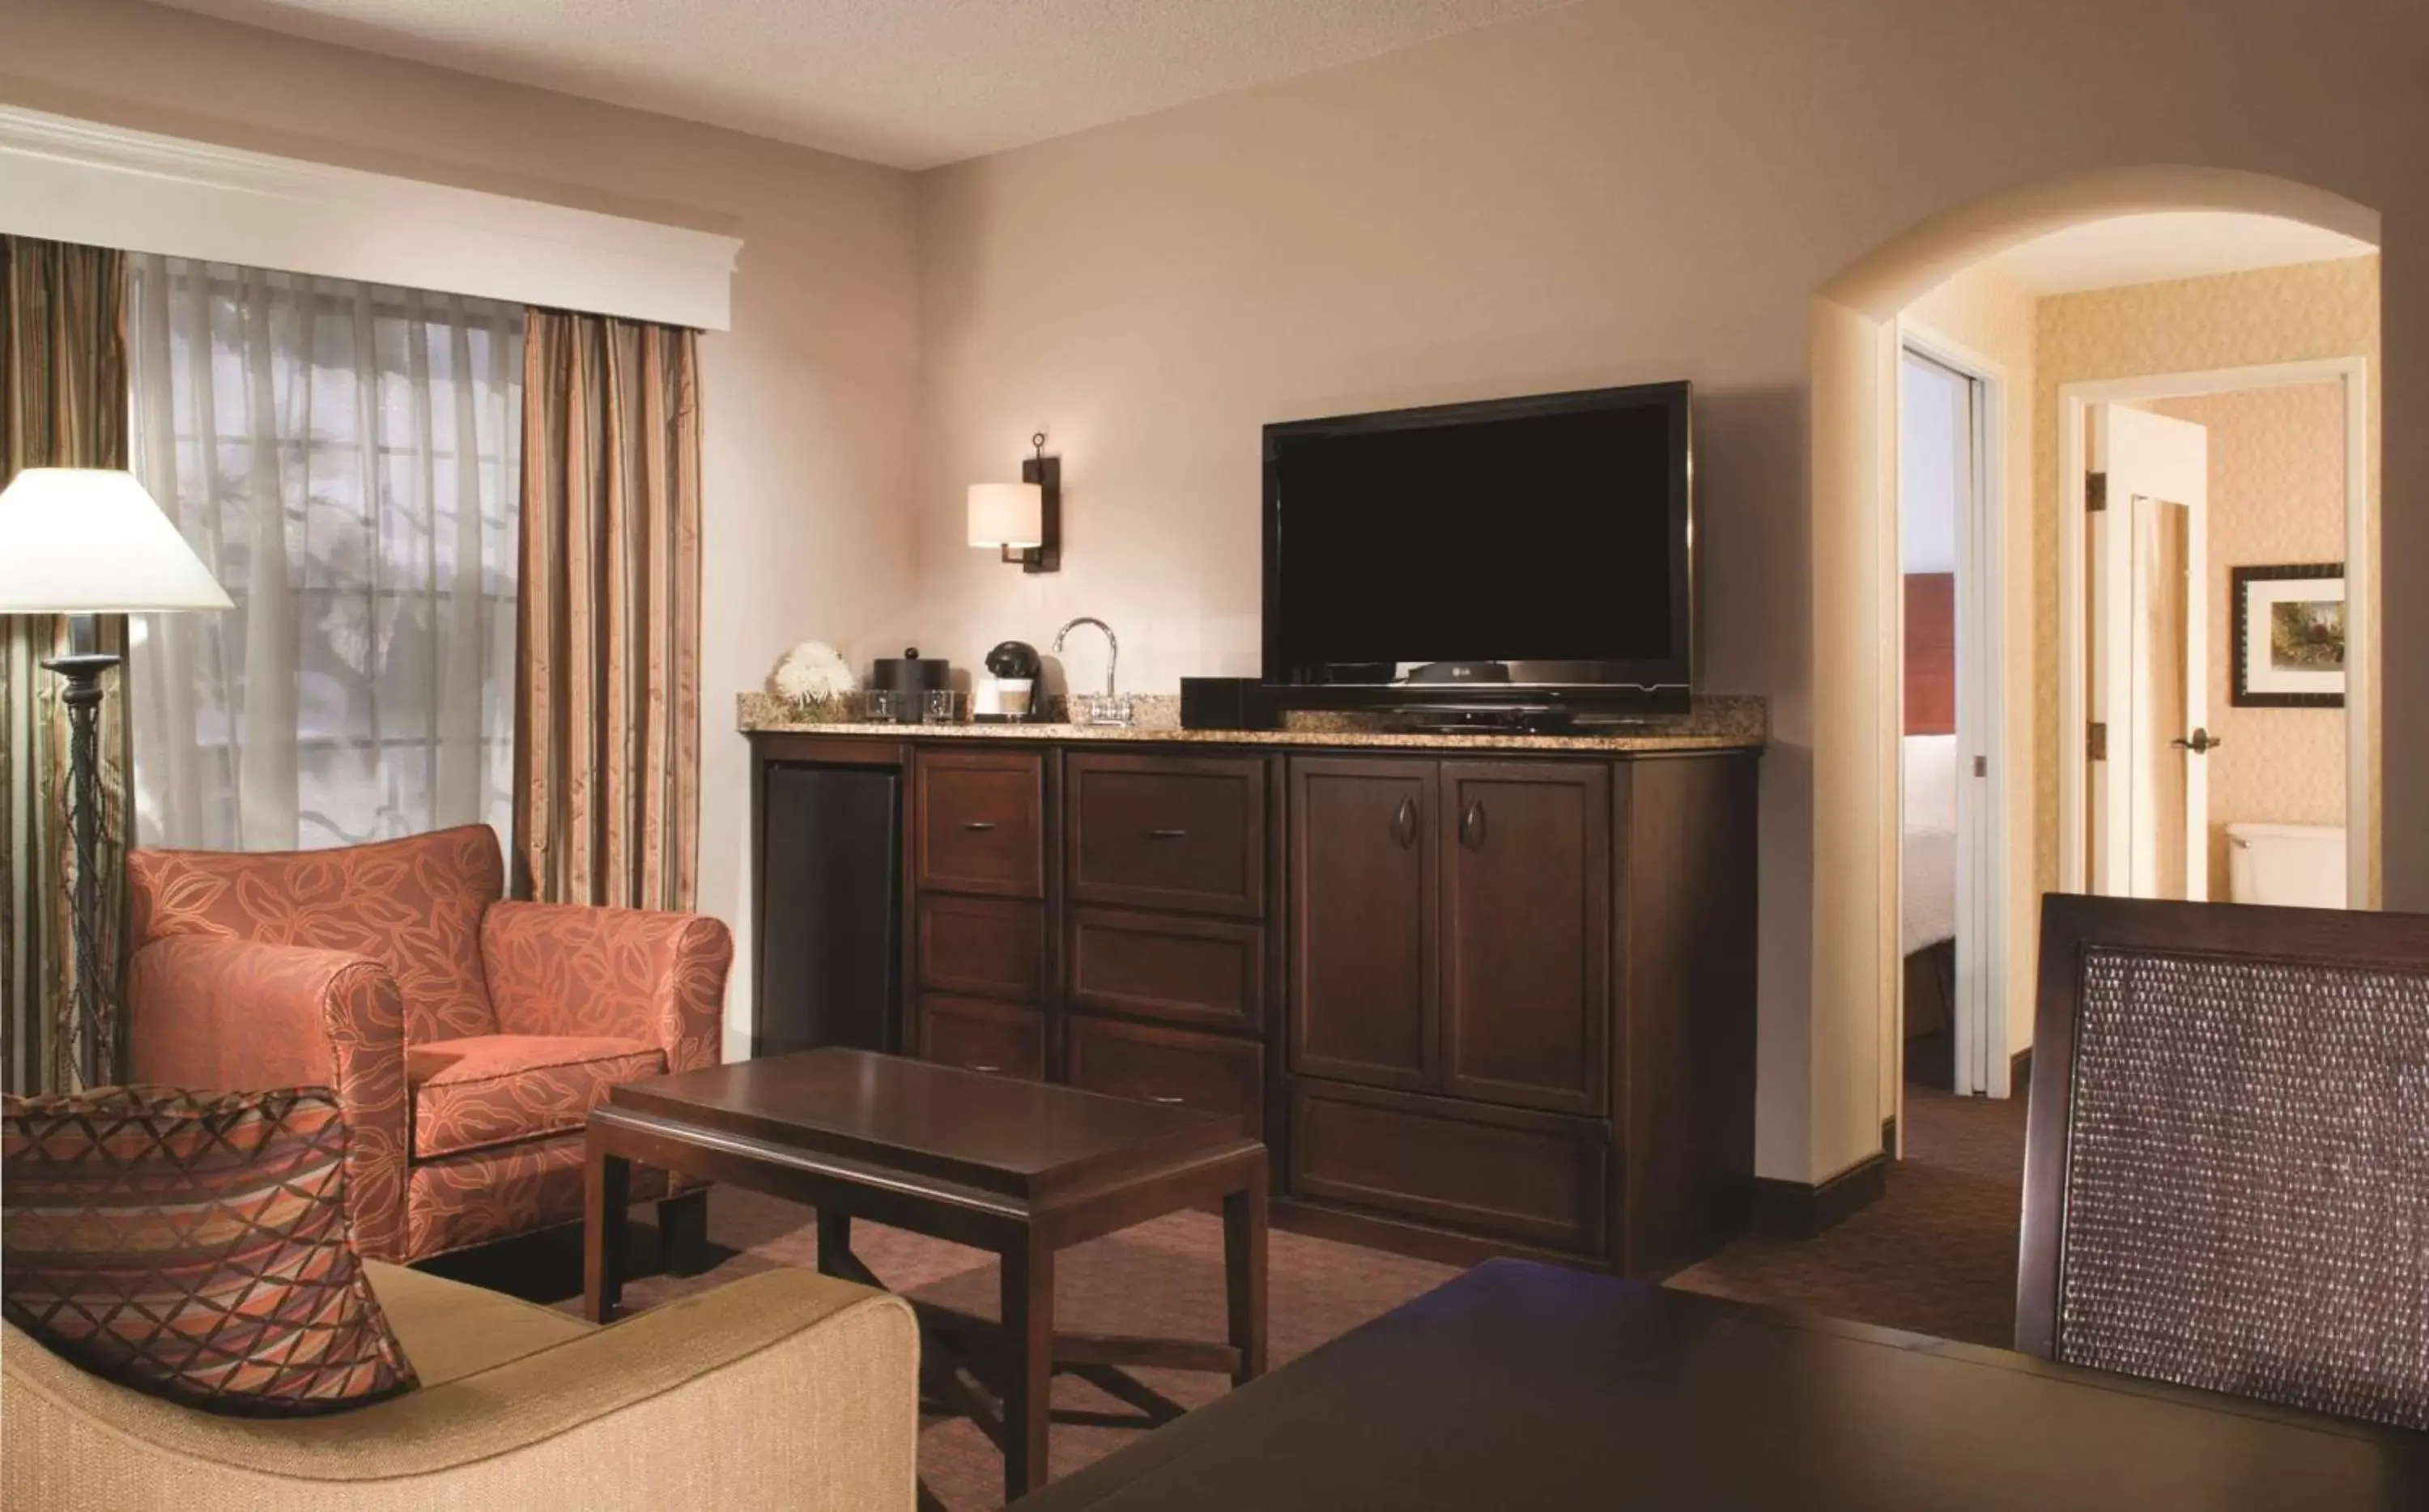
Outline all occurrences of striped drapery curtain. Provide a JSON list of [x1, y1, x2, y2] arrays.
[[0, 236, 130, 1094], [514, 309, 703, 911]]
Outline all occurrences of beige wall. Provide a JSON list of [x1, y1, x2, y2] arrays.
[[917, 0, 2429, 1185], [2148, 385, 2350, 899], [2035, 257, 2380, 911], [0, 0, 925, 1048], [1901, 264, 2039, 1070], [11, 0, 2427, 1191]]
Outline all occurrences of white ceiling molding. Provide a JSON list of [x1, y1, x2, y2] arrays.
[[0, 105, 741, 329]]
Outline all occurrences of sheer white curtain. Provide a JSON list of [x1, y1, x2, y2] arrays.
[[125, 255, 522, 851]]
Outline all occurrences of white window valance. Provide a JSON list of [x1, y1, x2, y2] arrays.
[[0, 105, 740, 331]]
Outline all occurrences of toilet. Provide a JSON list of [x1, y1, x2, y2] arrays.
[[2226, 822, 2346, 908]]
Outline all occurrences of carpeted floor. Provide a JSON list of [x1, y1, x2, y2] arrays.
[[432, 1086, 2026, 1510], [1666, 1084, 2029, 1348]]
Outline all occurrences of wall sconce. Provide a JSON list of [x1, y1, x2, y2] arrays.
[[968, 432, 1061, 573]]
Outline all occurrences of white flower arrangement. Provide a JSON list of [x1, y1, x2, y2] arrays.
[[770, 640, 858, 718]]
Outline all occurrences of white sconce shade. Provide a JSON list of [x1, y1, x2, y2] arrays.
[[968, 482, 1045, 549], [0, 468, 232, 613]]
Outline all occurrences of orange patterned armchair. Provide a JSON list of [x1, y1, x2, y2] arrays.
[[124, 825, 729, 1265]]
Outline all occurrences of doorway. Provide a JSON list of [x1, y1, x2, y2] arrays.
[[1895, 333, 2008, 1104], [2060, 360, 2371, 909]]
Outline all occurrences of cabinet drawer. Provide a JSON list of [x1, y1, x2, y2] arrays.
[[1068, 753, 1265, 917], [1288, 1081, 1606, 1255], [1068, 908, 1264, 1034], [917, 895, 1044, 1001], [1067, 1015, 1262, 1133], [917, 750, 1045, 898], [917, 994, 1047, 1081]]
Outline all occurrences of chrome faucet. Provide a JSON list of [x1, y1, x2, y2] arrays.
[[1052, 616, 1132, 725]]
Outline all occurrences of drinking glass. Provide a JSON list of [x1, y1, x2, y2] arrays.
[[924, 688, 965, 724], [862, 688, 903, 723]]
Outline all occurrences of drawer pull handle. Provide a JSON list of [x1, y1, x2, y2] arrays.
[[1146, 1094, 1186, 1105], [966, 1063, 1002, 1074], [1146, 827, 1189, 839], [961, 821, 998, 831], [1393, 796, 1417, 849]]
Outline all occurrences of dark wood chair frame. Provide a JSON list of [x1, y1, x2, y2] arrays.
[[2016, 892, 2429, 1358]]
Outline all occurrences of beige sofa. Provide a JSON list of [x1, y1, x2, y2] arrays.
[[2, 1262, 919, 1511]]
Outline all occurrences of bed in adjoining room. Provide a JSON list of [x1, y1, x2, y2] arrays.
[[1901, 569, 1959, 1089]]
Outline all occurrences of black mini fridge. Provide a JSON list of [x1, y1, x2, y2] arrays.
[[754, 761, 902, 1057]]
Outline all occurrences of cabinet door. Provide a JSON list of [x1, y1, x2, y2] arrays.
[[1287, 757, 1436, 1091], [1439, 761, 1610, 1115]]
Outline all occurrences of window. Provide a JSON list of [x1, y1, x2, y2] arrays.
[[126, 257, 522, 850]]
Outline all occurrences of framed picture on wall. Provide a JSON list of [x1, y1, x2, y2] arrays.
[[2232, 563, 2346, 707]]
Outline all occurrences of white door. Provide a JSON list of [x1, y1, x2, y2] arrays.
[[2090, 404, 2210, 899]]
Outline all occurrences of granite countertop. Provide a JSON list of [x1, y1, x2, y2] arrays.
[[738, 690, 1765, 754]]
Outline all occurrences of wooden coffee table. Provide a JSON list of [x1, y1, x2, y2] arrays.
[[581, 1048, 1269, 1501]]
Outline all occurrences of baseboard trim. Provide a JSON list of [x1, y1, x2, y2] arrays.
[[1270, 1197, 1601, 1276], [1751, 1152, 1889, 1239]]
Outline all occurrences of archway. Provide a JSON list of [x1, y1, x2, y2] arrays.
[[1803, 166, 2382, 1190]]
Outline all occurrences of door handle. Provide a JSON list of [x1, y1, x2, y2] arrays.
[[966, 1063, 1002, 1074], [962, 820, 998, 831], [2170, 728, 2223, 754], [1146, 827, 1189, 839], [1460, 799, 1487, 851], [1393, 796, 1418, 848], [1146, 1094, 1186, 1105]]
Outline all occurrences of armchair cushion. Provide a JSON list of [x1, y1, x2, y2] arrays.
[[128, 826, 505, 1044], [406, 1034, 664, 1160], [1, 1086, 418, 1418]]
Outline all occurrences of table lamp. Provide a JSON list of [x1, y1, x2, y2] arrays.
[[0, 467, 231, 1086]]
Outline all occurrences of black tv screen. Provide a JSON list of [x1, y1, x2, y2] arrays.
[[1261, 381, 1691, 701]]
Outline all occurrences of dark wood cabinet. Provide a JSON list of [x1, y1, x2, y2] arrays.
[[917, 993, 1048, 1081], [1067, 752, 1266, 917], [1288, 1081, 1606, 1255], [752, 728, 1758, 1280], [915, 750, 1046, 898], [1068, 907, 1264, 1034], [917, 894, 1045, 1001], [1066, 1014, 1265, 1131], [1439, 761, 1609, 1115], [1287, 757, 1437, 1093]]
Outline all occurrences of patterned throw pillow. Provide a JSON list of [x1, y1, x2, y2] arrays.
[[2, 1085, 418, 1416]]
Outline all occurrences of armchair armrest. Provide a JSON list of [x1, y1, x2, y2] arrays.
[[125, 936, 409, 1261], [2, 1272, 920, 1512], [482, 902, 730, 1072]]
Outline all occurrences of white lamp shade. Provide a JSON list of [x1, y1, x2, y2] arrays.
[[0, 468, 232, 613], [968, 482, 1044, 549]]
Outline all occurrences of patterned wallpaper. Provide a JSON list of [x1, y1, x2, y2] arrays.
[[2148, 385, 2348, 898], [2032, 255, 2381, 907]]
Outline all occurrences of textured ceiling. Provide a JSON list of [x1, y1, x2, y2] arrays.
[[147, 0, 1572, 169], [1985, 212, 2376, 295]]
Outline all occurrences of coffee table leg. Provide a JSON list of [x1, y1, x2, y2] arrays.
[[815, 1208, 853, 1277], [1000, 1235, 1055, 1501], [1224, 1152, 1270, 1385], [583, 1127, 630, 1324]]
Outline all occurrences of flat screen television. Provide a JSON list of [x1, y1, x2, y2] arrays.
[[1261, 380, 1693, 711]]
